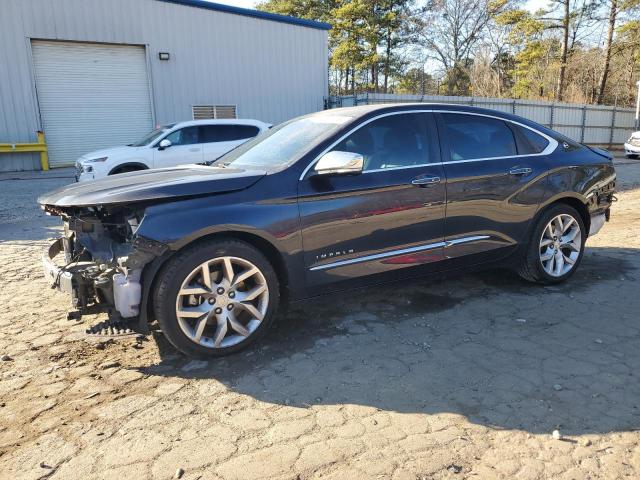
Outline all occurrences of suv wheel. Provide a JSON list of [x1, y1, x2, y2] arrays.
[[153, 239, 279, 357], [518, 204, 586, 284], [110, 165, 145, 175]]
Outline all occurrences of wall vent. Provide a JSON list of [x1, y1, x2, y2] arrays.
[[192, 105, 237, 120]]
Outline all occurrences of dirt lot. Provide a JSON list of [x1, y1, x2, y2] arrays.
[[1, 159, 639, 480]]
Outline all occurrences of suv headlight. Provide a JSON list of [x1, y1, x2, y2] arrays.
[[86, 156, 108, 163]]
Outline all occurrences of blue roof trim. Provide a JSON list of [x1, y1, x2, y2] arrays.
[[157, 0, 332, 30]]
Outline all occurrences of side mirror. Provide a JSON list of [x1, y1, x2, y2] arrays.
[[158, 139, 172, 150], [314, 151, 364, 176]]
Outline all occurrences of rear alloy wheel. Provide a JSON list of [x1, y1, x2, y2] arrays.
[[538, 214, 582, 277], [518, 204, 586, 284], [154, 240, 279, 357]]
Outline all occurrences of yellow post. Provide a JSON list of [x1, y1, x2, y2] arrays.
[[37, 131, 49, 171]]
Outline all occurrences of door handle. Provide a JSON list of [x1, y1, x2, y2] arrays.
[[509, 167, 532, 176], [411, 175, 441, 187], [188, 147, 200, 152]]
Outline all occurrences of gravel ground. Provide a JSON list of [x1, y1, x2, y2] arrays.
[[1, 158, 640, 480]]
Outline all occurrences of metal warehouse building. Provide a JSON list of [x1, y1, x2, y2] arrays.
[[0, 0, 330, 171]]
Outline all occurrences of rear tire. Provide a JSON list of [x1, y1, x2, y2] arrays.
[[518, 204, 586, 284], [153, 239, 279, 357]]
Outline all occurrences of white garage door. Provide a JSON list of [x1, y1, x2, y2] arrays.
[[31, 40, 153, 167]]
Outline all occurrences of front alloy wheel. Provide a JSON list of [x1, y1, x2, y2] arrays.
[[175, 256, 269, 349], [154, 240, 279, 357]]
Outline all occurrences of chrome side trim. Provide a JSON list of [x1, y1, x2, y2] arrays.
[[439, 151, 551, 166], [445, 235, 490, 246], [308, 235, 491, 272], [364, 164, 434, 174], [298, 109, 558, 181], [309, 241, 446, 271]]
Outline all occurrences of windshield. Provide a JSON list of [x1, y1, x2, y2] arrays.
[[215, 114, 352, 169], [130, 124, 175, 147]]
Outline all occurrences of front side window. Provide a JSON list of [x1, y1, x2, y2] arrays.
[[165, 126, 199, 146], [331, 113, 431, 171], [200, 125, 261, 143], [442, 114, 517, 161]]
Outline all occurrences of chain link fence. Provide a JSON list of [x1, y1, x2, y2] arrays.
[[326, 93, 637, 148]]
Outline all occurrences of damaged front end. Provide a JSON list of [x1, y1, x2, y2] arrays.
[[42, 203, 167, 332]]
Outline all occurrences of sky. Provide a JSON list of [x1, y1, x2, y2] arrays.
[[208, 0, 549, 13], [523, 0, 549, 12]]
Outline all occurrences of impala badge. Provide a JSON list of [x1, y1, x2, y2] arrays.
[[315, 248, 354, 261]]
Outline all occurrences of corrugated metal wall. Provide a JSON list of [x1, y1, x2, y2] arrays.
[[0, 0, 329, 171], [331, 93, 637, 147]]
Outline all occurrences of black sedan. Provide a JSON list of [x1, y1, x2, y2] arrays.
[[39, 104, 616, 357]]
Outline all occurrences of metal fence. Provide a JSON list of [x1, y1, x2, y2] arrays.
[[326, 93, 637, 148]]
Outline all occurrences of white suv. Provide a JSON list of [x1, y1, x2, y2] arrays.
[[75, 119, 270, 182]]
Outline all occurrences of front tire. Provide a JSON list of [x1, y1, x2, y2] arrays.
[[153, 239, 279, 357], [518, 204, 586, 284], [109, 165, 146, 175]]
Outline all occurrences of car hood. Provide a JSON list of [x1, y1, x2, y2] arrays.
[[39, 165, 267, 207], [78, 145, 141, 162]]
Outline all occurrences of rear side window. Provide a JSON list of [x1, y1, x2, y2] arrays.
[[441, 114, 517, 161], [199, 125, 260, 143], [512, 124, 549, 154]]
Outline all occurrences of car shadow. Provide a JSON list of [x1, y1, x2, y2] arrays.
[[142, 246, 638, 435]]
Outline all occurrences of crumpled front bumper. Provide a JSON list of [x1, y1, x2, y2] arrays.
[[43, 237, 74, 293], [43, 237, 103, 314], [43, 234, 154, 322], [588, 212, 607, 237]]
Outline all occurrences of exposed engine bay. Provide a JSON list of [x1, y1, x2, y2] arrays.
[[42, 204, 167, 329]]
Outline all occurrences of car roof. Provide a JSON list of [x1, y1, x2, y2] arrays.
[[312, 102, 589, 149], [319, 102, 518, 119], [169, 119, 271, 128], [313, 102, 560, 137]]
